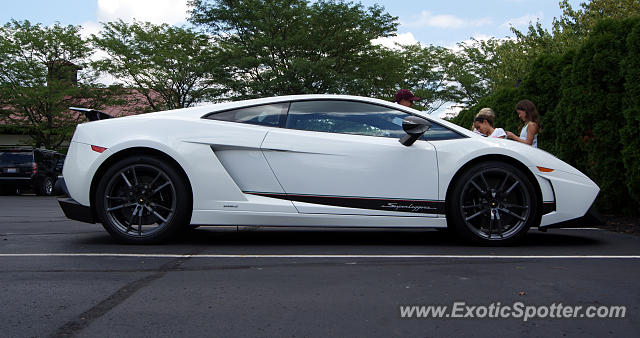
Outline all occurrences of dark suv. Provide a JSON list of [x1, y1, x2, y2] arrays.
[[0, 148, 65, 195]]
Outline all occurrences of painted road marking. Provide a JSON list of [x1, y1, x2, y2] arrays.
[[0, 253, 639, 259]]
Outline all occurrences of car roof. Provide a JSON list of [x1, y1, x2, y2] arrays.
[[135, 94, 450, 121], [97, 94, 477, 138]]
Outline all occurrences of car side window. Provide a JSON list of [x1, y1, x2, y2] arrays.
[[286, 100, 410, 139], [423, 122, 465, 141], [204, 103, 289, 127]]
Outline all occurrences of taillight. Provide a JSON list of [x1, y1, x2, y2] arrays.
[[32, 162, 38, 174], [91, 145, 107, 153]]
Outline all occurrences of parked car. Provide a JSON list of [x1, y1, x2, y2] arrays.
[[58, 95, 599, 245], [0, 148, 65, 196]]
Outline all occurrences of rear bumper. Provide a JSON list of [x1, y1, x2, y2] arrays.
[[58, 198, 95, 224], [0, 177, 33, 188]]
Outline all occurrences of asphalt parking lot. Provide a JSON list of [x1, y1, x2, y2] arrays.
[[1, 195, 639, 337]]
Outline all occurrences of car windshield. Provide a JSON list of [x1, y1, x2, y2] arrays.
[[0, 152, 33, 165]]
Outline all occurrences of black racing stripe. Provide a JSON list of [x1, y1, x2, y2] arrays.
[[245, 191, 445, 214]]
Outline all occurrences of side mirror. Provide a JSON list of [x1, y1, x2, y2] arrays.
[[399, 116, 431, 146]]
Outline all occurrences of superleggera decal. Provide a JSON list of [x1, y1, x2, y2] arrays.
[[244, 191, 445, 214]]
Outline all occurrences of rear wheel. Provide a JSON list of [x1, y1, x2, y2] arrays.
[[447, 161, 539, 245], [94, 155, 191, 244]]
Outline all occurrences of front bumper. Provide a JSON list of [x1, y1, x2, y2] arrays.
[[542, 203, 604, 228], [58, 198, 95, 224]]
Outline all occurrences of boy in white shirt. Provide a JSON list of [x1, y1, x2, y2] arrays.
[[472, 108, 496, 136], [473, 113, 506, 139]]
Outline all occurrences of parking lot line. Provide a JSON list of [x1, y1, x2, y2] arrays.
[[0, 253, 639, 259]]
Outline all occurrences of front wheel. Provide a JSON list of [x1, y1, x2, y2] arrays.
[[447, 161, 539, 245], [94, 155, 191, 244]]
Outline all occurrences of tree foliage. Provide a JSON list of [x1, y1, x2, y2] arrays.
[[0, 20, 113, 150], [620, 20, 640, 209], [92, 20, 225, 111], [188, 0, 400, 99], [551, 18, 635, 212], [438, 31, 551, 108], [456, 0, 640, 116], [392, 44, 460, 113], [552, 0, 640, 48]]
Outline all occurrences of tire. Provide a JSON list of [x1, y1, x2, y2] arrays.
[[36, 177, 54, 196], [94, 155, 192, 244], [447, 161, 539, 245]]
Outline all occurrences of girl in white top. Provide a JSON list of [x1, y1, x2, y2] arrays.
[[506, 99, 540, 148]]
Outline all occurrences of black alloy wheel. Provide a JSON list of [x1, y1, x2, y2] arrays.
[[448, 161, 539, 245], [95, 155, 191, 244]]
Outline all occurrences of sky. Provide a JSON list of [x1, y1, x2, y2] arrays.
[[1, 0, 585, 47]]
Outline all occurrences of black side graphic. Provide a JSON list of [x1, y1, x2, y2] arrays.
[[244, 191, 445, 214]]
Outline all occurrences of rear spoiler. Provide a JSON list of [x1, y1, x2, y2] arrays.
[[69, 107, 112, 122]]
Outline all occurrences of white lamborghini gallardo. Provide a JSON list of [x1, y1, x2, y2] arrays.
[[58, 95, 599, 244]]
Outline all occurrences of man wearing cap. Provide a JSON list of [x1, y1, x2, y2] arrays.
[[393, 89, 420, 107]]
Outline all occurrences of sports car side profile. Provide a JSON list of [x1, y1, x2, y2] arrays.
[[58, 95, 599, 245]]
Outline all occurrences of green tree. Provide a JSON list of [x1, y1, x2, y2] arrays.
[[0, 20, 113, 150], [509, 0, 640, 59], [188, 0, 399, 99], [396, 44, 461, 114], [553, 18, 637, 213], [480, 0, 640, 111], [439, 37, 534, 108], [552, 0, 640, 48], [439, 39, 494, 107], [92, 20, 226, 111], [520, 51, 575, 153], [620, 20, 640, 209]]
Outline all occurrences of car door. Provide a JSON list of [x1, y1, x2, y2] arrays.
[[260, 100, 442, 217]]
